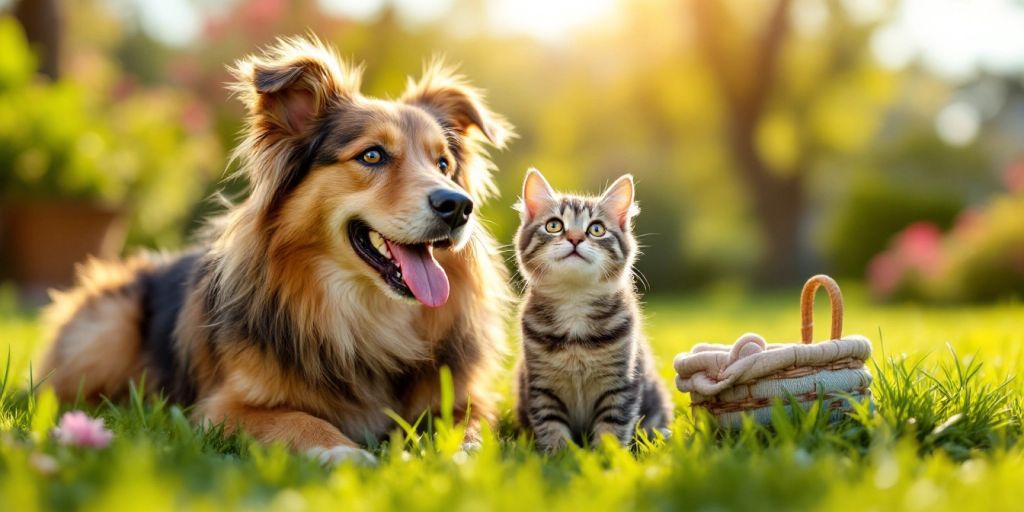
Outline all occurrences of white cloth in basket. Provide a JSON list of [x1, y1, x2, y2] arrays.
[[674, 333, 873, 396]]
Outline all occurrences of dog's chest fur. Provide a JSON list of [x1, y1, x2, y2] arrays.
[[184, 249, 492, 443]]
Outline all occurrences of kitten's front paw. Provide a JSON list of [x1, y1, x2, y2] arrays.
[[307, 445, 378, 468], [536, 436, 568, 454]]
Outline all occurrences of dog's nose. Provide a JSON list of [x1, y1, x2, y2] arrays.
[[428, 189, 474, 230]]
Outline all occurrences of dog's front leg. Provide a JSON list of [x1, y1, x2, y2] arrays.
[[454, 408, 484, 452], [453, 384, 500, 452], [200, 401, 376, 467]]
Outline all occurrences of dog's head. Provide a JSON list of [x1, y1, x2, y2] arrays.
[[230, 37, 512, 308]]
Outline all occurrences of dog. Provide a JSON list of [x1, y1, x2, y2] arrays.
[[39, 37, 513, 465]]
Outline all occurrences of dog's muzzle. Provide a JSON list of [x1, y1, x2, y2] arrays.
[[428, 189, 473, 231]]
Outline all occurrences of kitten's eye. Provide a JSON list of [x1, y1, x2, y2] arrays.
[[358, 147, 386, 166], [438, 157, 449, 173], [544, 219, 563, 234], [587, 222, 607, 237]]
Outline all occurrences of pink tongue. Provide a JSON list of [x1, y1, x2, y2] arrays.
[[385, 240, 450, 308]]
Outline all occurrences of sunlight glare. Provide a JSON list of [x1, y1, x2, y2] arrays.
[[883, 0, 1024, 79], [485, 0, 619, 41]]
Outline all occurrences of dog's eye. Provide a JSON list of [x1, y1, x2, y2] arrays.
[[358, 147, 386, 166], [438, 157, 449, 174], [587, 222, 606, 237], [544, 219, 563, 234]]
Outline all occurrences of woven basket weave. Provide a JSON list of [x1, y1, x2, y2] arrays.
[[674, 275, 873, 427]]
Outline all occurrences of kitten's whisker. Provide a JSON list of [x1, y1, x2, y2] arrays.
[[632, 267, 651, 293]]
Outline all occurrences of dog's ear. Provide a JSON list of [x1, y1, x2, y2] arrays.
[[599, 174, 639, 229], [230, 37, 361, 136], [402, 61, 513, 148], [519, 168, 557, 222]]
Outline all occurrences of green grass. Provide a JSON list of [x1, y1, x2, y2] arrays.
[[2, 287, 1022, 511]]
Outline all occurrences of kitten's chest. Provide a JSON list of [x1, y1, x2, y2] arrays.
[[545, 344, 633, 423], [547, 347, 608, 420], [548, 302, 601, 339]]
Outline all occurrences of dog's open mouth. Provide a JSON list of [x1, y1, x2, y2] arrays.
[[348, 220, 451, 308]]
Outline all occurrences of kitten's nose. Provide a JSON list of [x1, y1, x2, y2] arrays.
[[428, 189, 474, 230], [566, 233, 584, 246]]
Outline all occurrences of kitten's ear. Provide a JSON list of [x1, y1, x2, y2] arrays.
[[520, 168, 557, 221], [599, 174, 638, 229]]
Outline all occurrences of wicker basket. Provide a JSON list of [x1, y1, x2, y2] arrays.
[[674, 275, 873, 427]]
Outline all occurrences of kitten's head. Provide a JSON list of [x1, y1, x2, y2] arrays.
[[514, 168, 638, 287]]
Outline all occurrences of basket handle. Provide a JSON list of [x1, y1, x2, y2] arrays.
[[800, 274, 843, 344]]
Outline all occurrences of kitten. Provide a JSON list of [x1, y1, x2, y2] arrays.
[[514, 168, 672, 451]]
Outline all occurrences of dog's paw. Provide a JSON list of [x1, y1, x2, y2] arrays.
[[460, 440, 482, 454], [307, 445, 377, 468]]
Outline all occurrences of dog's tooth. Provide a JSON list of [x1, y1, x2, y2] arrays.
[[368, 231, 389, 256]]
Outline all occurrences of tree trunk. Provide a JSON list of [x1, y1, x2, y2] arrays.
[[749, 174, 804, 286], [15, 0, 62, 80], [692, 0, 804, 285], [725, 107, 805, 286]]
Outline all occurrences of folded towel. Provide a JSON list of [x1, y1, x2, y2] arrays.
[[674, 333, 873, 396]]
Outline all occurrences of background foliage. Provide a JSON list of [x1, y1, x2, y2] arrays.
[[0, 16, 220, 248], [2, 0, 1021, 297]]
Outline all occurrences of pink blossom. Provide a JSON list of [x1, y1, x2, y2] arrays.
[[894, 222, 943, 277], [181, 100, 211, 134], [242, 0, 287, 28], [867, 251, 902, 297], [867, 222, 947, 298], [53, 411, 113, 448], [1004, 159, 1024, 193]]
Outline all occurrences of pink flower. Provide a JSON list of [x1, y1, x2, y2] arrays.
[[867, 222, 947, 298], [181, 100, 211, 134], [894, 222, 943, 277], [1004, 159, 1024, 193], [867, 251, 902, 297], [53, 411, 113, 448]]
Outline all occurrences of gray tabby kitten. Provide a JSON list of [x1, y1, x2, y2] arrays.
[[514, 168, 672, 451]]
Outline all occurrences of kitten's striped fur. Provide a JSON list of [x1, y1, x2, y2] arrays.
[[514, 169, 672, 451]]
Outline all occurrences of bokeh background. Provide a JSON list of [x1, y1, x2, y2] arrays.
[[1, 0, 1023, 302]]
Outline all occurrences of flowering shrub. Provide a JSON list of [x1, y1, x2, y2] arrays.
[[0, 17, 221, 247], [940, 196, 1024, 301], [868, 165, 1024, 302], [867, 222, 944, 300]]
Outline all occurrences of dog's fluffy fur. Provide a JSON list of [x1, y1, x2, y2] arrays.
[[40, 37, 513, 459]]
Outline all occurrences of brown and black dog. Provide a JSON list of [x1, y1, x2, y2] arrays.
[[40, 37, 513, 465]]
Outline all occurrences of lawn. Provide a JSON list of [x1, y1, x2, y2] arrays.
[[1, 286, 1022, 511]]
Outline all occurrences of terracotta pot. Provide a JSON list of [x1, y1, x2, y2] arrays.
[[0, 200, 126, 300]]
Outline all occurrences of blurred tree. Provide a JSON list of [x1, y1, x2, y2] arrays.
[[689, 0, 904, 285], [692, 0, 798, 285], [14, 0, 62, 78]]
